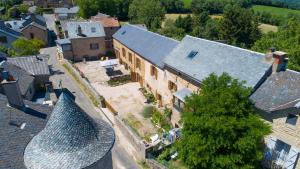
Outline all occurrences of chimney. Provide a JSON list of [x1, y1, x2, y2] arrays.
[[77, 25, 82, 36], [0, 63, 24, 109], [1, 78, 25, 109], [272, 51, 288, 73]]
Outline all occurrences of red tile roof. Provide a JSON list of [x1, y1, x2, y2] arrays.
[[91, 13, 120, 27]]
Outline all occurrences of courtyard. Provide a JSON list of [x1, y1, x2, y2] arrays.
[[75, 60, 158, 138]]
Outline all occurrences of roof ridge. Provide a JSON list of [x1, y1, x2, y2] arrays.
[[286, 69, 300, 75], [126, 24, 180, 43], [185, 35, 266, 57]]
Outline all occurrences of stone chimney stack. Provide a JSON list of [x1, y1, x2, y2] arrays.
[[272, 51, 288, 73], [77, 25, 82, 36], [0, 66, 25, 109]]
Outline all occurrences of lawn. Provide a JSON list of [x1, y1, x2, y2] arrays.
[[252, 5, 300, 17]]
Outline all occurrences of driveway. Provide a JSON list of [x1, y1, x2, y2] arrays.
[[41, 47, 140, 169]]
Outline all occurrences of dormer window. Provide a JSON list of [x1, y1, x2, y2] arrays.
[[286, 114, 298, 125]]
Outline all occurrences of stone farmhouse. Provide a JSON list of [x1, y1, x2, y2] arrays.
[[56, 21, 107, 62], [1, 14, 48, 47], [113, 24, 300, 168]]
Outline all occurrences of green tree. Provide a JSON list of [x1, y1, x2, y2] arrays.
[[114, 0, 132, 20], [159, 19, 185, 40], [160, 0, 184, 13], [252, 18, 300, 71], [177, 73, 271, 169], [18, 4, 29, 13], [174, 15, 193, 33], [129, 0, 166, 30], [219, 4, 261, 48], [76, 0, 96, 18], [12, 38, 45, 56]]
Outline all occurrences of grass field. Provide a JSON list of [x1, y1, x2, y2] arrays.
[[252, 5, 300, 17]]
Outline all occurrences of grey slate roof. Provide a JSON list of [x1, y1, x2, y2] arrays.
[[56, 38, 71, 45], [113, 24, 179, 69], [24, 92, 115, 169], [23, 14, 47, 28], [66, 21, 106, 39], [0, 20, 22, 38], [3, 15, 46, 33], [7, 55, 50, 76], [0, 51, 7, 62], [0, 94, 52, 169], [54, 6, 79, 14], [164, 36, 272, 88], [1, 62, 35, 96], [250, 69, 300, 112]]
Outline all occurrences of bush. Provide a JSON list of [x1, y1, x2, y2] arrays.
[[145, 92, 155, 103], [142, 105, 155, 118]]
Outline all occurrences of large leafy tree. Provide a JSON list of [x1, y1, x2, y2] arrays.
[[12, 38, 45, 56], [129, 0, 166, 30], [219, 4, 261, 48], [177, 73, 270, 169], [252, 18, 300, 72]]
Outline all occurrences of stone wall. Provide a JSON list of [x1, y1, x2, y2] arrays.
[[145, 159, 168, 169], [114, 116, 146, 161]]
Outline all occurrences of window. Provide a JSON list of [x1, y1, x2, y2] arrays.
[[168, 81, 177, 91], [286, 114, 298, 125], [90, 43, 99, 50], [62, 44, 72, 51], [0, 36, 7, 43], [122, 48, 126, 58], [187, 50, 198, 59], [150, 65, 157, 79], [274, 140, 291, 164], [136, 58, 141, 69], [91, 27, 96, 33], [128, 52, 132, 63], [30, 33, 34, 39]]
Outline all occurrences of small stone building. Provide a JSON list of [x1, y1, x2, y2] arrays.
[[56, 21, 107, 62]]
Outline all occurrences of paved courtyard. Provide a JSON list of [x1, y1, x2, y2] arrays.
[[76, 61, 158, 137]]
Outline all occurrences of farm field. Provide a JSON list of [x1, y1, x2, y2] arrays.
[[258, 23, 278, 33], [252, 5, 300, 17]]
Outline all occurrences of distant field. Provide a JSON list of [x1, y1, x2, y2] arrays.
[[165, 13, 222, 21], [258, 23, 278, 33], [252, 5, 300, 17], [183, 0, 192, 8]]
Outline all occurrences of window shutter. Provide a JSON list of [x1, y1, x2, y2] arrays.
[[283, 147, 299, 169], [168, 81, 172, 90]]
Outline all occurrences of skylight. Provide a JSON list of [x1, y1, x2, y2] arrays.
[[121, 30, 126, 35], [91, 27, 96, 33], [187, 50, 198, 59]]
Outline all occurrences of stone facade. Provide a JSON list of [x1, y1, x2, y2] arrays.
[[71, 37, 106, 61], [22, 25, 48, 45]]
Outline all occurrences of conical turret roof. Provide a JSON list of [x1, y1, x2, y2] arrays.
[[24, 92, 115, 169]]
